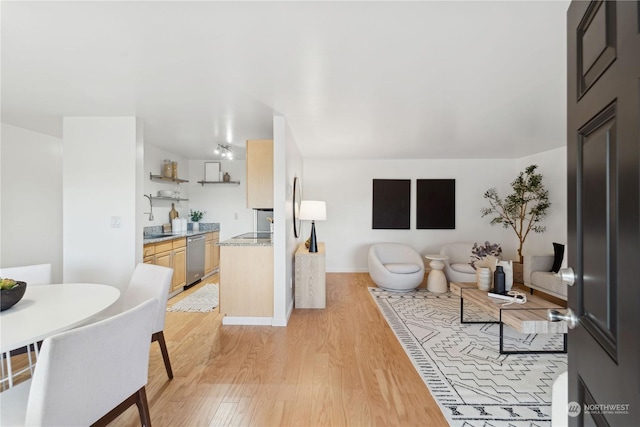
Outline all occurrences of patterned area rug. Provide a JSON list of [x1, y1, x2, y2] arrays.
[[368, 287, 567, 427], [167, 283, 219, 312]]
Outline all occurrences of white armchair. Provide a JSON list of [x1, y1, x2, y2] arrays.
[[368, 243, 425, 292], [439, 243, 477, 283], [523, 254, 567, 300]]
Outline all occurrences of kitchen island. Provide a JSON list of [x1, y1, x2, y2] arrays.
[[218, 232, 273, 325]]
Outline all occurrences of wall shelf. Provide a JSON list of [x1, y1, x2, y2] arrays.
[[197, 180, 241, 186], [150, 173, 189, 184], [150, 196, 189, 202]]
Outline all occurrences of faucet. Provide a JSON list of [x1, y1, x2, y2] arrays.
[[143, 194, 154, 221]]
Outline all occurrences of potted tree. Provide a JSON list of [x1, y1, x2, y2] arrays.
[[481, 164, 551, 268]]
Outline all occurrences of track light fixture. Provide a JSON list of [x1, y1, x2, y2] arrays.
[[214, 144, 234, 159]]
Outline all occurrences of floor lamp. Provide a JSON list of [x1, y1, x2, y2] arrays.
[[299, 201, 326, 253]]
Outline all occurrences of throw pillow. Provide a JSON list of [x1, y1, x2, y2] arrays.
[[550, 242, 565, 273]]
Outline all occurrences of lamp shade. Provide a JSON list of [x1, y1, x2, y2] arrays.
[[299, 201, 326, 221]]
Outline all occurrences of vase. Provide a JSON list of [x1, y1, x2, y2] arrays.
[[192, 222, 199, 231], [476, 267, 491, 291], [497, 260, 514, 291]]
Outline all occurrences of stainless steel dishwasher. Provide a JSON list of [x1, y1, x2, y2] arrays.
[[186, 234, 206, 286]]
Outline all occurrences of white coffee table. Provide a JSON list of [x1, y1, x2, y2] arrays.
[[424, 254, 449, 293]]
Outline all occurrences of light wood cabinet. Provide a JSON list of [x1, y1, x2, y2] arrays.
[[143, 238, 187, 292], [204, 231, 220, 276], [246, 139, 273, 208], [295, 243, 326, 308], [220, 245, 273, 318]]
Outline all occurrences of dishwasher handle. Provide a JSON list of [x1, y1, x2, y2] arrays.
[[187, 235, 205, 243]]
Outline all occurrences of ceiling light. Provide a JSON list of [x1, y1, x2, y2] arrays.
[[216, 144, 233, 159]]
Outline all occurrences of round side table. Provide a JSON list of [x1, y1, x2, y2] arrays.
[[425, 254, 449, 293]]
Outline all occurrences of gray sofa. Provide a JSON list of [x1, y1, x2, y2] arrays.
[[523, 254, 567, 300]]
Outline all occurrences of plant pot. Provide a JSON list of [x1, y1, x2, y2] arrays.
[[512, 261, 524, 284], [192, 222, 199, 231], [1, 281, 27, 311]]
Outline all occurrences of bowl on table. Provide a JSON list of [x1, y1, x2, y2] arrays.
[[1, 281, 27, 311]]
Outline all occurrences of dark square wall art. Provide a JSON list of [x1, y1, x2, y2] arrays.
[[372, 179, 411, 229], [416, 179, 455, 229]]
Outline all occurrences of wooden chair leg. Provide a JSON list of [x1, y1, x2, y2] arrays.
[[135, 386, 152, 427], [92, 387, 151, 427], [152, 332, 173, 380]]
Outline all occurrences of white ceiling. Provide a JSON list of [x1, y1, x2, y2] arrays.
[[1, 1, 569, 160]]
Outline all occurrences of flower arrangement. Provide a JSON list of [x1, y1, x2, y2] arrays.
[[470, 241, 502, 269], [189, 209, 205, 222]]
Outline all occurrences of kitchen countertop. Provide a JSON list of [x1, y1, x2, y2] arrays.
[[143, 223, 220, 244], [218, 232, 273, 247]]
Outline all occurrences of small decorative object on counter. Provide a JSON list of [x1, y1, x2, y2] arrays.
[[223, 172, 231, 182], [171, 161, 178, 178], [190, 209, 205, 232], [172, 217, 182, 233], [169, 203, 179, 221], [493, 265, 506, 294], [162, 159, 172, 178]]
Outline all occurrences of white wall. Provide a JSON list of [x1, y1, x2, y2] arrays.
[[303, 158, 520, 272], [273, 116, 303, 326], [63, 117, 142, 292], [187, 159, 253, 239], [0, 124, 64, 282], [144, 144, 190, 227], [516, 147, 567, 260]]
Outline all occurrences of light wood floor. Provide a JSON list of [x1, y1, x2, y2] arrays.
[[8, 273, 450, 426]]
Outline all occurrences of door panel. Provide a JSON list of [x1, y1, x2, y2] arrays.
[[577, 105, 617, 358], [567, 1, 640, 426]]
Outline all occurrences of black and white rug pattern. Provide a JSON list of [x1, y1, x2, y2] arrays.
[[369, 287, 567, 427]]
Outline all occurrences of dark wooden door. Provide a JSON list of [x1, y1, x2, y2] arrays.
[[567, 1, 640, 426]]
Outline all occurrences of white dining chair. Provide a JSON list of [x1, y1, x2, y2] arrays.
[[122, 263, 174, 380], [0, 298, 157, 426], [0, 263, 52, 388]]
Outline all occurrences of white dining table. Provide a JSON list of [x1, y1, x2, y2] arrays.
[[0, 283, 120, 354]]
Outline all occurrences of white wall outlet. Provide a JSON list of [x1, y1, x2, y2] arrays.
[[110, 216, 121, 228], [234, 212, 239, 220]]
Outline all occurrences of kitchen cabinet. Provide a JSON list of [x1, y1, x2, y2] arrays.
[[143, 238, 186, 293], [246, 139, 273, 208], [219, 245, 273, 318], [204, 231, 220, 276]]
